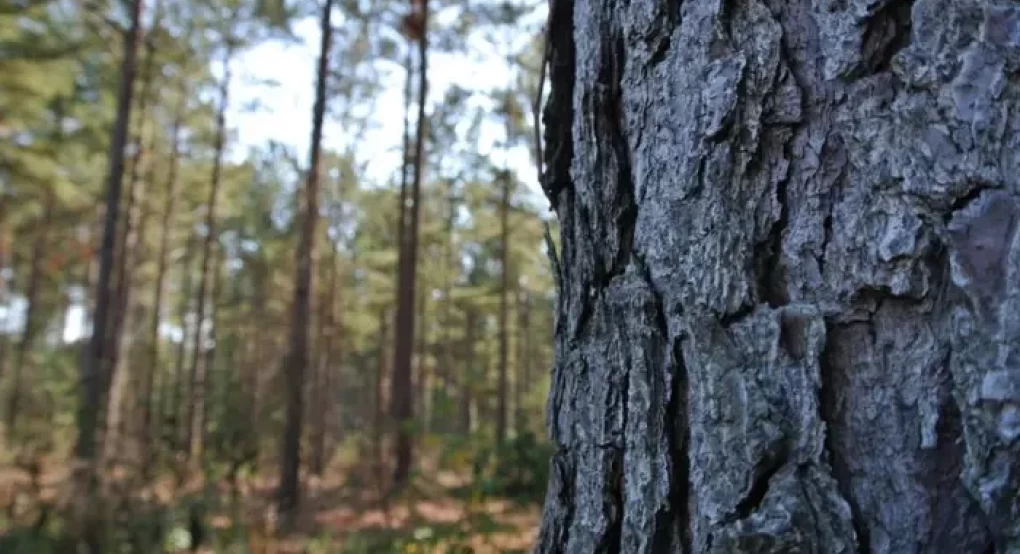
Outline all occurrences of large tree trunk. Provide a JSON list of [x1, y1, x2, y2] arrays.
[[535, 1, 1020, 553], [278, 0, 332, 517]]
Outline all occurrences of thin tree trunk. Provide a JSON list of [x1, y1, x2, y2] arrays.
[[535, 1, 1020, 552], [0, 233, 12, 385], [278, 0, 332, 517], [437, 181, 455, 432], [6, 192, 55, 430], [514, 289, 525, 436], [390, 0, 429, 491], [168, 238, 195, 452], [143, 86, 184, 474], [196, 243, 223, 465], [395, 39, 415, 260], [185, 48, 232, 462], [373, 307, 389, 490], [496, 170, 510, 444], [74, 0, 144, 471], [310, 250, 338, 476], [459, 308, 475, 436], [103, 15, 161, 470], [415, 288, 428, 434]]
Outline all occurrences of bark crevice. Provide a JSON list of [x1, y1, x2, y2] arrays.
[[854, 0, 915, 79], [819, 320, 871, 554], [669, 337, 692, 554]]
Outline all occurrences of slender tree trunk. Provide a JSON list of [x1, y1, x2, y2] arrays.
[[415, 288, 428, 434], [390, 0, 429, 491], [169, 238, 195, 452], [496, 170, 510, 444], [185, 48, 232, 462], [74, 0, 143, 473], [6, 192, 55, 430], [514, 289, 526, 436], [278, 0, 333, 517], [395, 40, 415, 258], [374, 307, 389, 490], [310, 250, 338, 476], [143, 88, 184, 474], [197, 244, 223, 464], [102, 19, 161, 471], [535, 1, 1020, 552], [437, 181, 455, 432], [0, 233, 12, 385], [459, 308, 475, 436]]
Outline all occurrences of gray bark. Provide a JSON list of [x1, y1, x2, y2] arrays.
[[536, 1, 1020, 553]]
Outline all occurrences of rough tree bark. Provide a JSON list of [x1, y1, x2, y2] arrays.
[[535, 1, 1020, 553]]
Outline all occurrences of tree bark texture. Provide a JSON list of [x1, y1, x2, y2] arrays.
[[536, 1, 1020, 553]]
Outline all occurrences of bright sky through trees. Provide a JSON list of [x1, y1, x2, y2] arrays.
[[54, 10, 545, 343]]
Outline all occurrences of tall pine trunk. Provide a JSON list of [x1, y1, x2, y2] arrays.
[[496, 170, 510, 444], [278, 0, 333, 517], [168, 238, 195, 452], [74, 0, 143, 470], [459, 308, 475, 436], [185, 49, 232, 462], [390, 0, 430, 491], [536, 1, 1020, 552], [415, 288, 428, 433], [373, 307, 389, 490], [103, 3, 162, 469], [310, 249, 339, 476], [143, 86, 184, 473], [198, 244, 223, 461]]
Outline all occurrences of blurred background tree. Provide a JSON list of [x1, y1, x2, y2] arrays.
[[0, 0, 556, 551]]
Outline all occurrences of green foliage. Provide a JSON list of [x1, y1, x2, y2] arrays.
[[0, 0, 554, 549], [469, 431, 553, 503]]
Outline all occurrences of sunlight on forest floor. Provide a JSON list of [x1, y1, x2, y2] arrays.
[[0, 456, 540, 553]]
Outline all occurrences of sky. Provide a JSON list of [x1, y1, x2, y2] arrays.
[[228, 13, 543, 194], [51, 7, 547, 343]]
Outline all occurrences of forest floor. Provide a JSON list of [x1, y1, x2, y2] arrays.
[[0, 453, 541, 553]]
